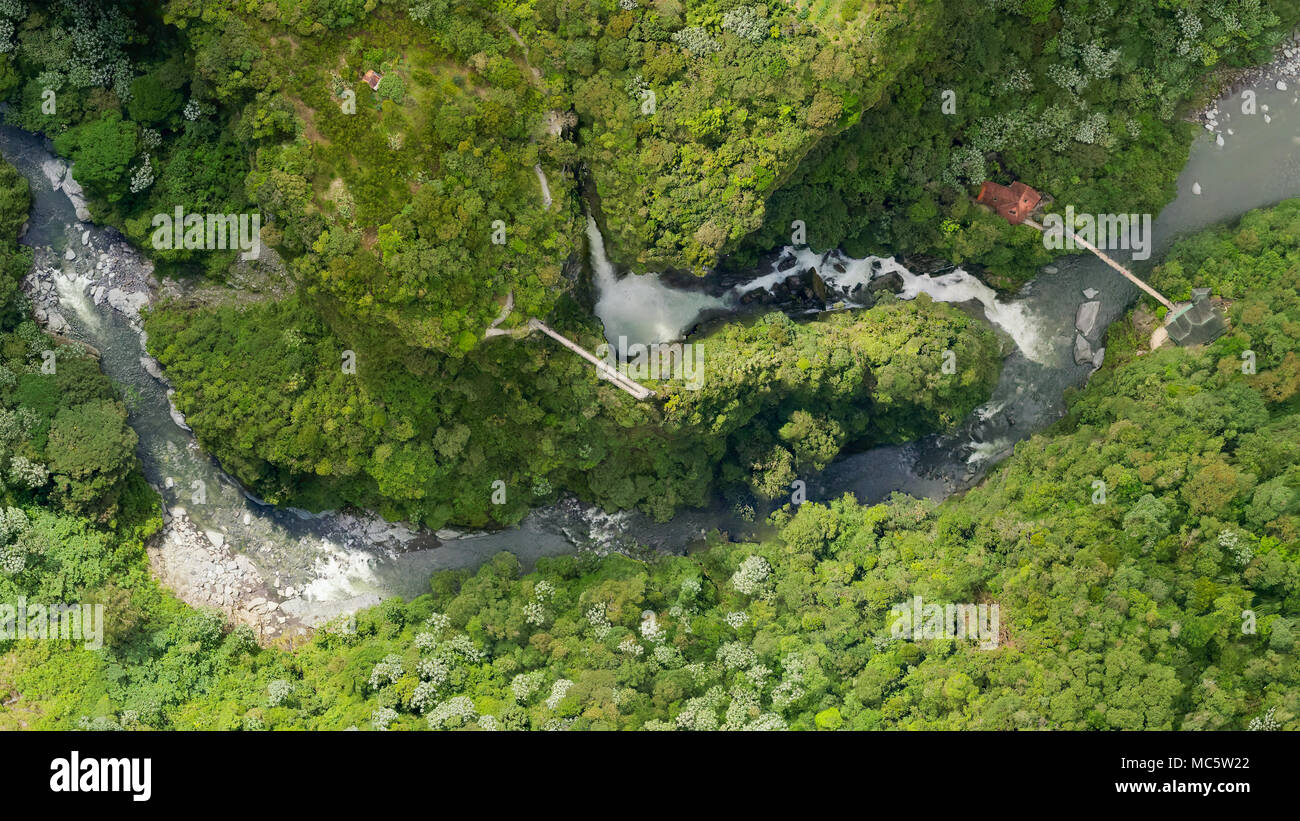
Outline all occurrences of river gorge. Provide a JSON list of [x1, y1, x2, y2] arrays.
[[7, 57, 1300, 639]]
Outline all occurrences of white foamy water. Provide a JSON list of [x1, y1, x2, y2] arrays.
[[591, 219, 1050, 364], [588, 216, 727, 344], [52, 271, 100, 328], [735, 249, 1051, 364]]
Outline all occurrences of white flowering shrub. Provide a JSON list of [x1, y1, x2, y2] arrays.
[[721, 686, 761, 729], [617, 636, 644, 656], [675, 686, 725, 730], [624, 73, 649, 101], [426, 696, 477, 728], [1046, 63, 1086, 94], [725, 611, 749, 629], [998, 67, 1033, 94], [129, 154, 154, 194], [671, 26, 720, 58], [367, 653, 404, 690], [1219, 529, 1253, 566], [585, 603, 612, 640], [0, 505, 30, 571], [424, 611, 451, 636], [1080, 42, 1120, 79], [413, 631, 438, 651], [729, 555, 770, 596], [371, 706, 399, 730], [639, 611, 664, 642], [722, 6, 767, 44], [410, 680, 439, 713], [716, 641, 756, 670], [510, 670, 544, 702], [1073, 112, 1112, 146], [653, 644, 683, 668], [416, 656, 449, 688], [444, 633, 483, 662], [8, 456, 48, 489], [266, 679, 293, 707], [1248, 706, 1280, 731], [545, 678, 573, 710], [523, 600, 546, 626], [769, 651, 808, 709]]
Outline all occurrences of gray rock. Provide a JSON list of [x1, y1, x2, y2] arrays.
[[45, 310, 70, 335], [140, 355, 165, 380], [64, 248, 75, 261], [41, 158, 67, 188], [106, 287, 149, 319], [60, 174, 92, 222], [1091, 346, 1106, 372], [1075, 300, 1101, 336], [1083, 288, 1099, 299], [1073, 332, 1093, 365]]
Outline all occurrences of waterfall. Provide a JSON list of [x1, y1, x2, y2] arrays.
[[588, 216, 727, 344]]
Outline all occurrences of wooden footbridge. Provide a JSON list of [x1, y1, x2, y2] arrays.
[[483, 291, 656, 400], [978, 181, 1225, 347]]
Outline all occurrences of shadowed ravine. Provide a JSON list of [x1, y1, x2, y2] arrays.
[[7, 68, 1300, 631]]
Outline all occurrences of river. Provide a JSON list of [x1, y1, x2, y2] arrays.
[[7, 66, 1300, 632]]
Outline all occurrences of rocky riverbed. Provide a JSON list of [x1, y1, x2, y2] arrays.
[[16, 154, 460, 643]]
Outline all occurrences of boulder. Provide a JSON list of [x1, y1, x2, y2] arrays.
[[45, 309, 70, 335], [1073, 332, 1093, 365], [809, 269, 829, 302], [60, 174, 92, 221], [1075, 300, 1101, 336], [107, 287, 149, 319], [40, 158, 67, 188], [140, 355, 165, 381], [1083, 288, 1099, 299], [867, 270, 904, 294]]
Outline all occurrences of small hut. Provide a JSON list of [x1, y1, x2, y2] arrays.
[[362, 70, 382, 91], [1163, 288, 1227, 346], [976, 180, 1042, 225]]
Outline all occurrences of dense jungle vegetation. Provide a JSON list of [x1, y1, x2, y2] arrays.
[[4, 194, 1297, 730], [0, 0, 1297, 731], [0, 0, 1293, 525]]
